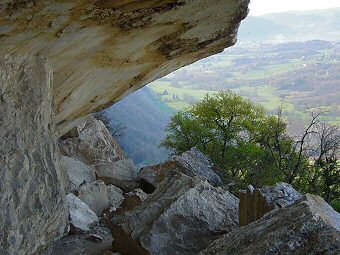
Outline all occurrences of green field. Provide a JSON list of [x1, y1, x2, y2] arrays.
[[148, 41, 340, 126], [149, 81, 217, 110]]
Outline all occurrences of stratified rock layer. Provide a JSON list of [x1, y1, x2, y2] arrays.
[[111, 171, 239, 255], [0, 56, 67, 255], [0, 0, 250, 135], [201, 194, 340, 255]]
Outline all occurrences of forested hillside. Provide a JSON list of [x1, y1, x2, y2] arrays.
[[100, 88, 174, 166]]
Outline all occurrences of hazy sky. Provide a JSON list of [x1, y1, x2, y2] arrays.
[[249, 0, 340, 16]]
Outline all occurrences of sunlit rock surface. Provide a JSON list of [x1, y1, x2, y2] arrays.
[[201, 194, 340, 255], [0, 0, 249, 135]]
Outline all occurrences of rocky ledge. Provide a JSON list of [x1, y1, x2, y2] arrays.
[[0, 0, 250, 135]]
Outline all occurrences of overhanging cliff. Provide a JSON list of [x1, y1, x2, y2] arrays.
[[0, 0, 249, 135]]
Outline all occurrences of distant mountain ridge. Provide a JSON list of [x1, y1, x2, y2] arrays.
[[238, 8, 340, 42]]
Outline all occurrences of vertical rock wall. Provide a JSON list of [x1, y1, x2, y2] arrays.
[[0, 56, 68, 255]]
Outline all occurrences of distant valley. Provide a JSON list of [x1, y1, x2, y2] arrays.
[[149, 40, 340, 126], [103, 9, 340, 165]]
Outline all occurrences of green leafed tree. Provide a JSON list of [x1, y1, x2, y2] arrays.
[[161, 91, 308, 192]]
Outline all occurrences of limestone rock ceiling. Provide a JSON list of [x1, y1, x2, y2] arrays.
[[0, 0, 249, 135]]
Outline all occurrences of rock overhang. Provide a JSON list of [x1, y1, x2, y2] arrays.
[[0, 0, 250, 135]]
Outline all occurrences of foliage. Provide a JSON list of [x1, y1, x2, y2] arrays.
[[161, 91, 340, 203], [161, 91, 303, 193], [330, 199, 340, 213], [299, 122, 340, 203]]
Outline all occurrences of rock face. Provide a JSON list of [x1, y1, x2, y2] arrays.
[[78, 181, 124, 216], [0, 0, 250, 135], [172, 148, 223, 186], [0, 56, 68, 255], [95, 159, 139, 191], [59, 117, 126, 165], [201, 194, 340, 255], [111, 171, 239, 255], [139, 148, 222, 193], [239, 183, 303, 226], [60, 156, 96, 191], [67, 193, 99, 233]]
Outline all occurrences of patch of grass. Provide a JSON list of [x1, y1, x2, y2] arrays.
[[330, 199, 340, 212], [148, 80, 217, 110]]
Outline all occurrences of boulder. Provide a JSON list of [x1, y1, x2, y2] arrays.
[[0, 56, 68, 255], [79, 117, 126, 162], [107, 185, 125, 209], [66, 193, 98, 233], [78, 181, 124, 216], [110, 171, 239, 255], [139, 148, 222, 193], [60, 156, 96, 191], [201, 194, 340, 255], [59, 117, 126, 165], [172, 148, 223, 186], [95, 159, 139, 191], [239, 182, 303, 226], [259, 182, 303, 207]]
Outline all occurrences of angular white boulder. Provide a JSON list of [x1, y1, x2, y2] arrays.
[[239, 182, 304, 226], [67, 193, 98, 233]]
